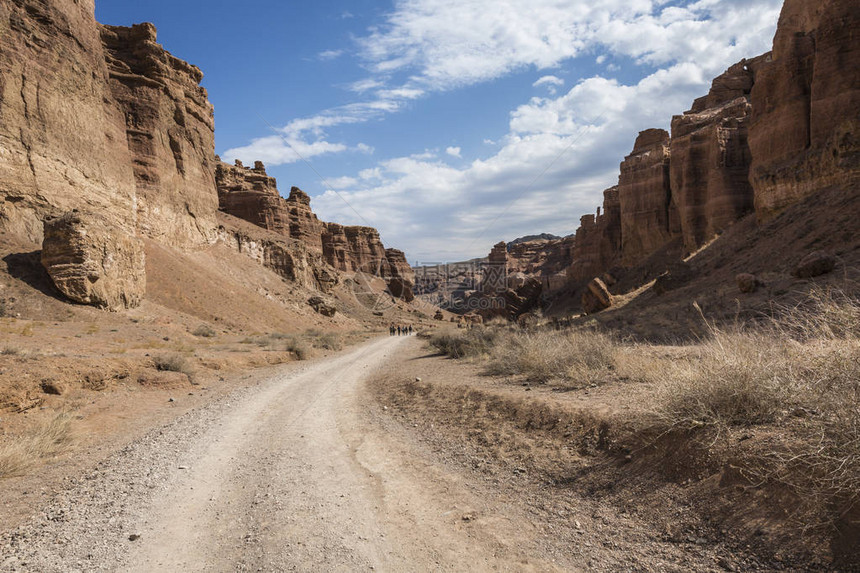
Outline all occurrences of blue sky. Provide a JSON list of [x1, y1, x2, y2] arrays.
[[96, 0, 783, 264]]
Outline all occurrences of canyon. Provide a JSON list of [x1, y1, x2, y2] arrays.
[[467, 0, 858, 320]]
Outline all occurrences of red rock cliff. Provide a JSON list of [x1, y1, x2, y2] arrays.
[[0, 0, 137, 243], [670, 55, 768, 251], [101, 22, 218, 247], [618, 129, 677, 263], [749, 0, 860, 219]]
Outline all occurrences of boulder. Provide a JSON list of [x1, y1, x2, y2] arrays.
[[41, 211, 146, 311], [307, 296, 337, 317], [793, 251, 837, 278], [581, 278, 613, 315]]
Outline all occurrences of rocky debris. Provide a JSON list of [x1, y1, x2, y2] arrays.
[[735, 273, 760, 293], [618, 130, 678, 263], [308, 296, 336, 317], [749, 0, 860, 220], [793, 251, 837, 279], [101, 23, 218, 247], [653, 262, 695, 296], [41, 211, 146, 311], [670, 57, 769, 251], [434, 310, 445, 321], [581, 278, 613, 315]]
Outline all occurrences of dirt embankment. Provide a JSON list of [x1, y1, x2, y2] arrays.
[[370, 338, 854, 571]]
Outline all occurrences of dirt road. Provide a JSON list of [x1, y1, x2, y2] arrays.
[[1, 337, 576, 572]]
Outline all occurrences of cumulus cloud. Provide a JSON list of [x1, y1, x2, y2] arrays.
[[225, 0, 783, 259], [446, 146, 462, 158]]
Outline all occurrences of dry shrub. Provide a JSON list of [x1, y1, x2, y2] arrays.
[[650, 292, 860, 534], [652, 330, 801, 428], [153, 353, 194, 379], [284, 337, 313, 361], [313, 332, 343, 351], [486, 329, 616, 384], [0, 412, 74, 478], [192, 324, 217, 338]]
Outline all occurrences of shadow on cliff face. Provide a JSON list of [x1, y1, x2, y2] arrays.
[[2, 251, 64, 302]]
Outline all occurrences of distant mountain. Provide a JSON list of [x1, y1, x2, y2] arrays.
[[507, 233, 562, 247]]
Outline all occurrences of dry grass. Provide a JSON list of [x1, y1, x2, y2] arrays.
[[427, 290, 860, 534], [153, 353, 195, 379], [0, 412, 75, 478], [192, 324, 217, 338], [431, 327, 615, 384], [485, 329, 616, 384]]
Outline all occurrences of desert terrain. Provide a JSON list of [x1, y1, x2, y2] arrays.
[[1, 0, 859, 570]]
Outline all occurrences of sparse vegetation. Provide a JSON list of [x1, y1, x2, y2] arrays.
[[192, 324, 217, 338], [0, 412, 74, 478], [312, 332, 343, 351], [284, 337, 312, 360], [430, 328, 501, 359], [153, 353, 195, 379], [425, 290, 860, 535], [1, 346, 20, 356]]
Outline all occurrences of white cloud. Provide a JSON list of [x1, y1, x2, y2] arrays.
[[533, 74, 565, 95], [445, 146, 462, 158], [318, 49, 343, 61], [225, 0, 784, 259]]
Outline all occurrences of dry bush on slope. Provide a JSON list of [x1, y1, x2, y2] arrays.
[[0, 412, 74, 478]]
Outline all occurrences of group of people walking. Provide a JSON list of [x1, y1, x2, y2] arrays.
[[390, 324, 414, 336]]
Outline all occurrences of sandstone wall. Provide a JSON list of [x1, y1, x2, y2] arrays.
[[670, 56, 768, 251], [0, 0, 136, 244], [101, 23, 218, 247], [569, 187, 622, 282], [749, 0, 860, 219], [618, 129, 677, 263], [216, 160, 290, 235]]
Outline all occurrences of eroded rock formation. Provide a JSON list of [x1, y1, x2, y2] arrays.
[[670, 57, 768, 251], [215, 159, 414, 299], [216, 161, 290, 235], [101, 23, 218, 247], [41, 211, 145, 310], [749, 0, 860, 219], [570, 187, 622, 282], [0, 0, 137, 244], [618, 130, 677, 263]]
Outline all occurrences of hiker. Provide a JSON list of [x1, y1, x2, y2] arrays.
[[397, 325, 402, 336], [389, 325, 395, 336], [408, 325, 414, 335]]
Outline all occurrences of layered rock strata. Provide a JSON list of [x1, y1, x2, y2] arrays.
[[670, 57, 768, 251], [618, 130, 677, 263], [101, 23, 218, 247], [215, 160, 414, 299], [41, 211, 145, 310], [749, 0, 860, 219]]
